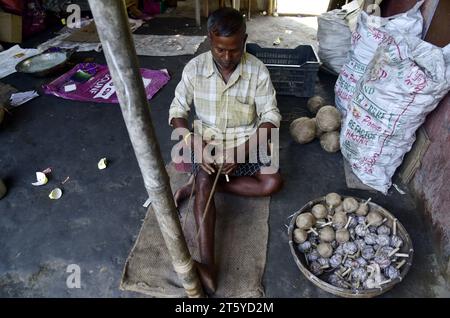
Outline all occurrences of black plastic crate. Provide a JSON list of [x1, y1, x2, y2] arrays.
[[246, 43, 320, 97]]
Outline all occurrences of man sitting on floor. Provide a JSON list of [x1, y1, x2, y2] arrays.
[[169, 7, 283, 294]]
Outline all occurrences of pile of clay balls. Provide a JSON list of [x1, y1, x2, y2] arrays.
[[289, 96, 341, 153], [293, 193, 410, 291]]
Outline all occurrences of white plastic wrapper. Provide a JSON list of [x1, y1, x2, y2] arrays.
[[340, 34, 450, 194], [49, 188, 63, 200], [98, 158, 107, 170], [334, 1, 424, 116], [318, 9, 352, 74], [31, 172, 48, 186]]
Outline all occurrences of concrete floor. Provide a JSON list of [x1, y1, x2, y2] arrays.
[[0, 12, 449, 298]]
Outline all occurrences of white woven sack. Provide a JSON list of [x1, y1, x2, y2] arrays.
[[334, 1, 424, 116], [318, 9, 353, 74], [340, 34, 450, 194]]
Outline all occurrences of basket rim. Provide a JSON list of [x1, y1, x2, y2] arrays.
[[288, 195, 414, 298]]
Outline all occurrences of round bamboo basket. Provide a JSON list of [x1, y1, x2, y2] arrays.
[[288, 196, 414, 298]]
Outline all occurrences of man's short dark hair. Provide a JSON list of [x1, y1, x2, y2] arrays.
[[207, 7, 246, 37]]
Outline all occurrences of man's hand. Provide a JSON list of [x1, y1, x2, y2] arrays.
[[221, 163, 237, 175], [199, 147, 238, 176], [194, 138, 216, 175], [221, 148, 237, 175], [200, 160, 216, 175]]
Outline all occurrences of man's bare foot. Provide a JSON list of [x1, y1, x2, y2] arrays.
[[195, 261, 217, 295], [174, 175, 195, 208]]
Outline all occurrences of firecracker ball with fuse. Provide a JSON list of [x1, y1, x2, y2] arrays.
[[289, 193, 414, 297]]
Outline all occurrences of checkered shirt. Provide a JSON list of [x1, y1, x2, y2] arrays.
[[169, 51, 281, 149]]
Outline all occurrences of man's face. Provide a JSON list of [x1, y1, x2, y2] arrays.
[[209, 31, 248, 73]]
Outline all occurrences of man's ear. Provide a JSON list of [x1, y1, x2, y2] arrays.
[[243, 33, 248, 45]]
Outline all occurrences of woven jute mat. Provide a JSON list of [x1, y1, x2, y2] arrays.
[[120, 163, 270, 298]]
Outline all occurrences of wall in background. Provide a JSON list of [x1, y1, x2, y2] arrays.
[[277, 0, 329, 15], [412, 0, 450, 280], [383, 0, 450, 281]]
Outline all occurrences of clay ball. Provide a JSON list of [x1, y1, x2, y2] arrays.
[[320, 131, 340, 153], [290, 117, 316, 144], [332, 211, 348, 229], [293, 228, 308, 244], [325, 192, 342, 208], [356, 203, 370, 216], [312, 204, 328, 219], [336, 228, 350, 243], [334, 203, 344, 214], [320, 226, 335, 243], [367, 211, 384, 227], [295, 212, 316, 230], [307, 95, 326, 114], [316, 105, 341, 132], [317, 242, 333, 258], [343, 197, 359, 213]]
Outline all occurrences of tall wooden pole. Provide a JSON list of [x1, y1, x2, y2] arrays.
[[87, 0, 204, 298]]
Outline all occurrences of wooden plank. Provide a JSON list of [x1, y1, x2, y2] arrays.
[[399, 128, 431, 184], [423, 0, 450, 47]]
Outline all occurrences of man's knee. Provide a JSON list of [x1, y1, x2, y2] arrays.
[[260, 173, 283, 196]]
